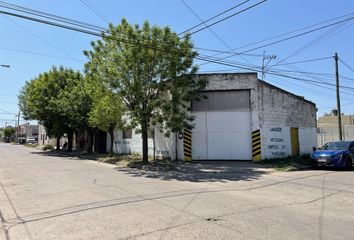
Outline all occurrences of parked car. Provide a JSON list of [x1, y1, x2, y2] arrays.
[[311, 141, 354, 169], [26, 137, 37, 144]]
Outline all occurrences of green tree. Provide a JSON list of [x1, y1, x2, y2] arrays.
[[84, 19, 206, 163], [4, 127, 15, 138], [53, 73, 93, 152], [18, 66, 86, 151], [89, 87, 124, 155]]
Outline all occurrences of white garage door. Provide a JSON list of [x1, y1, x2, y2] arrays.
[[192, 111, 252, 160], [191, 90, 252, 160]]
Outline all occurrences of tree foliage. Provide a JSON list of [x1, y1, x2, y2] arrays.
[[4, 127, 15, 138], [88, 79, 125, 154], [18, 66, 88, 151], [84, 19, 206, 162]]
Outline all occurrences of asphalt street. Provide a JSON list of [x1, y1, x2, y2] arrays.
[[0, 143, 353, 240]]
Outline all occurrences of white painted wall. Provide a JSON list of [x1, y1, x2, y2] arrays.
[[261, 126, 317, 159], [299, 127, 317, 154], [107, 128, 174, 159], [261, 127, 291, 159]]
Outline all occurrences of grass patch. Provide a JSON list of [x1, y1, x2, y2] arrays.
[[256, 154, 312, 171], [43, 144, 55, 151], [79, 153, 178, 171]]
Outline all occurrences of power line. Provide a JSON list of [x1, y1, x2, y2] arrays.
[[198, 11, 354, 65], [195, 47, 263, 57], [0, 6, 243, 61], [79, 0, 110, 24], [0, 9, 105, 37], [273, 20, 353, 66], [182, 0, 268, 37], [0, 46, 85, 62], [234, 12, 354, 52], [339, 58, 354, 73], [197, 54, 354, 91], [270, 56, 332, 66], [0, 108, 16, 115], [1, 15, 83, 62], [239, 16, 354, 54], [1, 0, 352, 96], [200, 14, 354, 68], [179, 0, 257, 67], [178, 0, 251, 36], [0, 1, 107, 32]]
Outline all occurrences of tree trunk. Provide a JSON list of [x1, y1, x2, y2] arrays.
[[56, 136, 61, 150], [109, 127, 114, 156], [142, 125, 148, 164], [87, 130, 94, 153], [67, 130, 73, 152]]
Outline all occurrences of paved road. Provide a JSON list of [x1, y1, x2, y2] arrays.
[[0, 143, 353, 240]]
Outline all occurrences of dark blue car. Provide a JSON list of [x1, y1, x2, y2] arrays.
[[311, 141, 354, 169]]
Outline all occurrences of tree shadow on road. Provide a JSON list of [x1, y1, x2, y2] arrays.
[[114, 161, 273, 183], [30, 150, 103, 161], [30, 150, 272, 183]]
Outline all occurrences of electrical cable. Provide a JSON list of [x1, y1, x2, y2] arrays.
[[198, 12, 354, 65], [0, 46, 85, 62], [178, 0, 252, 36], [239, 16, 354, 54], [1, 1, 352, 98], [339, 58, 354, 73], [271, 57, 332, 66], [196, 54, 354, 91], [79, 0, 110, 24], [1, 15, 83, 62], [0, 1, 107, 32], [180, 0, 258, 67], [199, 14, 354, 68], [181, 0, 268, 37]]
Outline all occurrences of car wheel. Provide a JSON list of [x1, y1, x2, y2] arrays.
[[345, 156, 352, 170]]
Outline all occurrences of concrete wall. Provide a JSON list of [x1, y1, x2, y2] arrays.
[[258, 81, 317, 158], [38, 124, 54, 146], [108, 128, 175, 160]]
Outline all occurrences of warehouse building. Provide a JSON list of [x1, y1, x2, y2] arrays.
[[108, 72, 317, 161]]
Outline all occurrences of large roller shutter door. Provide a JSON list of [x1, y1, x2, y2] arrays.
[[192, 90, 252, 160]]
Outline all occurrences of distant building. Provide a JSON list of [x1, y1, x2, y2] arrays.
[[317, 110, 354, 146], [18, 123, 38, 143]]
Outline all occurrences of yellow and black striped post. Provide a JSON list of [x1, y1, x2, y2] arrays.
[[183, 129, 192, 161], [252, 129, 261, 161]]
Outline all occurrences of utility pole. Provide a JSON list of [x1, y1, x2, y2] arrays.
[[16, 111, 20, 143], [261, 51, 276, 80], [334, 52, 342, 141]]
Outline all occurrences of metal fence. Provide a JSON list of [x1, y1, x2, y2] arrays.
[[317, 124, 354, 147]]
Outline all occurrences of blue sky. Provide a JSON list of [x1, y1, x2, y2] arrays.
[[0, 0, 353, 127]]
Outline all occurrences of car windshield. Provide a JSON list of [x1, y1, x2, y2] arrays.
[[322, 142, 350, 150]]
